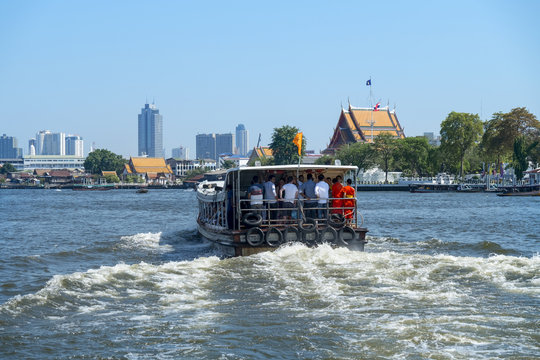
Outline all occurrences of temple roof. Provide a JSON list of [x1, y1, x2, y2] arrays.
[[324, 104, 405, 154], [126, 157, 173, 174]]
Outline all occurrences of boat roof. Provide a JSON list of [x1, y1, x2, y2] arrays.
[[227, 164, 358, 173]]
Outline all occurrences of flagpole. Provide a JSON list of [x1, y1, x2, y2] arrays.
[[369, 77, 374, 142]]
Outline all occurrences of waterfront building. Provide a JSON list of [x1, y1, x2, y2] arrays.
[[0, 134, 23, 159], [138, 103, 164, 158], [65, 135, 84, 157], [36, 130, 66, 155], [196, 133, 216, 161], [172, 146, 189, 160], [235, 124, 249, 156], [323, 104, 405, 154], [216, 133, 235, 160], [166, 158, 217, 177], [123, 157, 172, 184], [23, 155, 85, 170], [218, 154, 249, 168]]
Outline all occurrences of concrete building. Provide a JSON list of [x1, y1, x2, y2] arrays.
[[196, 133, 216, 160], [235, 124, 248, 156], [138, 103, 164, 158], [216, 133, 235, 160], [23, 155, 85, 170], [65, 135, 84, 157], [172, 146, 189, 160], [35, 130, 65, 155], [0, 134, 23, 159], [423, 132, 441, 146], [166, 158, 217, 177]]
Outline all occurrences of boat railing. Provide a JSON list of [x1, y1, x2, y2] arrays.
[[236, 197, 359, 230]]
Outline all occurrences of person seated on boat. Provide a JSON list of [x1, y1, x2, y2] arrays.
[[331, 177, 343, 215], [339, 178, 356, 222], [315, 174, 330, 220], [263, 174, 278, 222], [248, 175, 264, 216], [301, 173, 317, 218], [280, 176, 298, 221]]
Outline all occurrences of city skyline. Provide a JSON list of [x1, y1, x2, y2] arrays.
[[1, 1, 538, 158]]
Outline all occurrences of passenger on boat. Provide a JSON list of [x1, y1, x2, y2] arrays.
[[263, 174, 278, 221], [280, 176, 298, 220], [331, 177, 343, 214], [226, 184, 236, 230], [315, 174, 330, 219], [248, 176, 264, 217], [302, 173, 317, 218], [340, 178, 356, 221], [275, 177, 286, 219]]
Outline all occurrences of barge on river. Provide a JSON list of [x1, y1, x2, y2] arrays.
[[197, 164, 368, 256]]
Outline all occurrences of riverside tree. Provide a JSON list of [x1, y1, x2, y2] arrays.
[[440, 112, 483, 180], [84, 149, 126, 175], [394, 137, 430, 177], [512, 136, 539, 181], [372, 133, 398, 183], [335, 142, 374, 174], [0, 163, 17, 174], [269, 125, 306, 165]]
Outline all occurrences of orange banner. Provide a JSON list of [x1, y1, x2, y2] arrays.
[[293, 132, 303, 156]]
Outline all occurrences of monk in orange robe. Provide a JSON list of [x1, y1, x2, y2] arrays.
[[331, 178, 343, 214], [340, 178, 356, 220]]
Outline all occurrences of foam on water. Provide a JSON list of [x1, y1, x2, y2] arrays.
[[117, 232, 174, 253]]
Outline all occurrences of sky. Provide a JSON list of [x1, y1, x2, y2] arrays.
[[1, 0, 539, 158]]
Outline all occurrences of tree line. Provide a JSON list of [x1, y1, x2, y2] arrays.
[[315, 107, 539, 182]]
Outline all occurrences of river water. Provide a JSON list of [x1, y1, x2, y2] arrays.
[[0, 189, 538, 359]]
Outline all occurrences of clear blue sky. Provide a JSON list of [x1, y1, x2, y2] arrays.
[[1, 0, 539, 158]]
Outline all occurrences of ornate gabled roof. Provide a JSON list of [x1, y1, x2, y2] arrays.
[[324, 104, 405, 154], [126, 157, 172, 174]]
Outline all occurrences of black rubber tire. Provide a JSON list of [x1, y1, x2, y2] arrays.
[[327, 213, 346, 229], [338, 226, 356, 246], [320, 226, 338, 244], [302, 227, 320, 246], [265, 227, 283, 247], [246, 227, 265, 246], [300, 217, 317, 230], [242, 212, 263, 228], [284, 226, 301, 243]]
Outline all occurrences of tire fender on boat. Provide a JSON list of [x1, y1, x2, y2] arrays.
[[327, 213, 346, 229], [300, 217, 317, 230], [242, 212, 263, 228], [338, 226, 356, 246], [284, 226, 301, 243], [246, 227, 265, 246], [265, 227, 283, 247], [320, 226, 338, 244], [302, 227, 319, 246]]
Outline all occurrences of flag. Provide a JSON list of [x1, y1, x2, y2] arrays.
[[373, 102, 380, 111], [366, 79, 371, 86], [293, 132, 303, 156]]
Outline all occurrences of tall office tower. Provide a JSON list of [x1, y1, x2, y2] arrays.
[[35, 130, 65, 155], [66, 135, 84, 157], [0, 134, 23, 158], [235, 124, 248, 156], [216, 133, 235, 159], [172, 146, 189, 160], [28, 138, 37, 155], [138, 102, 164, 158], [196, 133, 216, 160]]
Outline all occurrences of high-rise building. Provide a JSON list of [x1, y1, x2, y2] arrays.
[[172, 146, 189, 160], [66, 135, 84, 157], [0, 134, 23, 159], [216, 133, 235, 158], [196, 133, 216, 160], [35, 130, 65, 155], [235, 124, 248, 156], [138, 103, 164, 158], [28, 138, 37, 155]]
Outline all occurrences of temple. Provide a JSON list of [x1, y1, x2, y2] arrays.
[[323, 104, 405, 154]]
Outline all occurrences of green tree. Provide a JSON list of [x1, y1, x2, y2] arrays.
[[84, 149, 126, 175], [221, 160, 236, 169], [512, 136, 539, 181], [314, 154, 334, 165], [440, 112, 483, 180], [394, 137, 430, 176], [269, 125, 306, 165], [335, 142, 374, 173], [104, 174, 120, 183], [0, 163, 17, 174], [372, 133, 398, 183]]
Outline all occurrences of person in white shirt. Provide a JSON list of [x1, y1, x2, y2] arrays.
[[280, 176, 298, 220], [263, 174, 278, 221], [314, 173, 330, 219]]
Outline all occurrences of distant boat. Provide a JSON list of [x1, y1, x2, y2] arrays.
[[496, 184, 540, 197], [72, 184, 114, 191], [136, 188, 148, 194]]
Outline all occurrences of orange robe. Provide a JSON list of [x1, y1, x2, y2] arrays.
[[340, 185, 356, 219], [331, 183, 343, 214]]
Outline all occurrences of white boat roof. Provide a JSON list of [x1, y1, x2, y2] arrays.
[[227, 164, 358, 173]]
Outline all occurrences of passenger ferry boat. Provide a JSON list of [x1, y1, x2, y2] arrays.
[[196, 164, 368, 256]]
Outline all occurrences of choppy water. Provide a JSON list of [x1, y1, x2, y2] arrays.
[[0, 189, 538, 359]]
